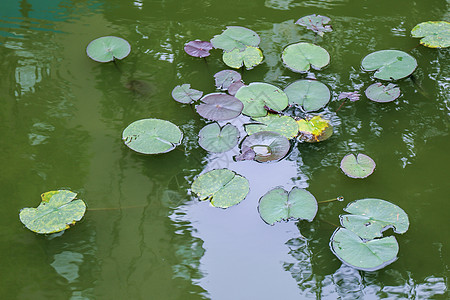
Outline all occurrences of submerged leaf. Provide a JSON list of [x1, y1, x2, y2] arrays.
[[361, 50, 417, 80], [198, 123, 239, 153], [284, 79, 330, 111], [19, 190, 86, 234], [282, 42, 330, 73], [211, 26, 260, 52], [196, 93, 243, 121], [338, 91, 361, 102], [222, 46, 263, 70], [172, 84, 203, 104], [297, 115, 333, 143], [86, 36, 131, 63], [184, 40, 213, 58], [295, 14, 333, 37], [411, 21, 450, 48], [365, 83, 400, 102], [340, 153, 376, 178]]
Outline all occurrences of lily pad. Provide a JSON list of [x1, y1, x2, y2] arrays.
[[340, 153, 376, 178], [198, 123, 239, 153], [245, 114, 299, 139], [172, 84, 203, 104], [196, 93, 243, 121], [284, 79, 330, 112], [222, 46, 263, 70], [361, 50, 417, 80], [228, 81, 245, 96], [122, 118, 183, 154], [214, 70, 242, 90], [235, 82, 289, 118], [411, 21, 450, 48], [295, 14, 333, 37], [19, 190, 86, 234], [282, 42, 330, 73], [340, 198, 410, 240], [365, 83, 400, 103], [258, 187, 318, 225], [184, 40, 213, 58], [237, 131, 290, 162], [211, 26, 260, 52], [297, 115, 333, 143], [191, 169, 249, 208], [330, 228, 399, 272], [86, 36, 131, 63]]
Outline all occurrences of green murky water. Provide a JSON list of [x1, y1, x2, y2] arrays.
[[1, 0, 448, 299]]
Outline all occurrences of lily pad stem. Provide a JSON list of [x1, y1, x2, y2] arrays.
[[336, 99, 347, 112], [318, 196, 344, 204], [317, 217, 339, 228], [112, 57, 122, 73], [88, 204, 145, 211]]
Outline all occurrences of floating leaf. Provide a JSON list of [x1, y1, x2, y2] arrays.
[[245, 114, 299, 139], [295, 14, 333, 37], [171, 84, 203, 104], [258, 187, 318, 225], [361, 50, 417, 80], [214, 70, 242, 90], [338, 91, 361, 102], [222, 46, 263, 70], [284, 79, 330, 111], [86, 36, 131, 63], [330, 228, 399, 272], [282, 42, 330, 73], [211, 26, 260, 52], [411, 21, 450, 48], [297, 115, 333, 143], [19, 190, 86, 234], [198, 123, 239, 153], [228, 81, 245, 96], [191, 169, 249, 208], [340, 198, 410, 240], [235, 82, 288, 118], [365, 83, 400, 103], [237, 131, 290, 162], [122, 118, 183, 154], [340, 153, 376, 178], [184, 40, 213, 58], [196, 93, 243, 121]]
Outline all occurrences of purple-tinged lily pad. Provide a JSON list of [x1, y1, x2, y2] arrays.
[[295, 14, 333, 37], [228, 81, 245, 96], [235, 145, 256, 161], [340, 153, 376, 179], [339, 91, 361, 102], [237, 131, 290, 163], [365, 83, 400, 103], [171, 84, 203, 104], [184, 40, 213, 58], [214, 70, 242, 90], [196, 93, 243, 121]]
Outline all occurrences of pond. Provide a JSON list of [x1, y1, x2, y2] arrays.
[[0, 0, 448, 299]]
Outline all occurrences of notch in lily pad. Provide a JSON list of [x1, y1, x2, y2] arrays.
[[258, 187, 318, 225], [235, 131, 290, 163], [284, 79, 330, 112], [340, 153, 376, 179], [297, 115, 333, 143], [222, 46, 263, 70], [295, 14, 333, 37], [184, 40, 213, 58], [19, 190, 86, 234], [172, 84, 203, 104], [198, 123, 239, 153], [211, 26, 261, 52], [191, 168, 250, 208], [86, 36, 131, 63], [196, 93, 243, 121], [365, 83, 400, 103], [361, 50, 417, 81], [282, 42, 330, 73], [411, 21, 450, 48], [122, 118, 183, 154]]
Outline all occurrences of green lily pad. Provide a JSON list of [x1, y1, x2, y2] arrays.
[[361, 50, 417, 81], [258, 187, 318, 225], [234, 82, 289, 118], [198, 123, 239, 153], [295, 14, 333, 37], [214, 70, 242, 90], [171, 84, 203, 104], [211, 26, 260, 52], [191, 169, 250, 208], [245, 114, 299, 139], [282, 42, 330, 73], [19, 190, 86, 234], [196, 93, 243, 121], [411, 21, 450, 48], [340, 198, 410, 240], [284, 79, 330, 111], [365, 83, 400, 103], [330, 228, 399, 272], [222, 46, 263, 70], [340, 153, 376, 179], [297, 115, 333, 143], [122, 118, 183, 154], [237, 131, 290, 162], [86, 36, 131, 63]]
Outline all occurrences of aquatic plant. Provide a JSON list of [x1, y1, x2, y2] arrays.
[[86, 36, 131, 63]]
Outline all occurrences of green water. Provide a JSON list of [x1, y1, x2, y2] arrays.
[[0, 0, 448, 299]]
